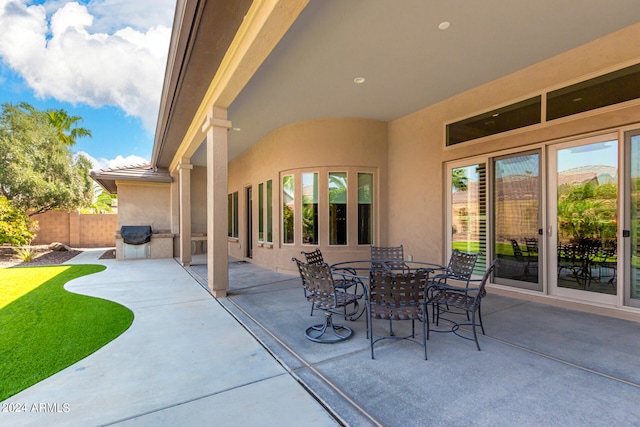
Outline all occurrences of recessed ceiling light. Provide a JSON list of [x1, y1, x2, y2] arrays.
[[438, 21, 451, 30], [232, 127, 241, 131], [354, 77, 365, 84]]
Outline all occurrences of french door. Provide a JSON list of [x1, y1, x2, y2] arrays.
[[547, 134, 618, 305], [447, 128, 640, 309]]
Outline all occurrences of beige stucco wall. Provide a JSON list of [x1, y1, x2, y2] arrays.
[[117, 181, 172, 232], [191, 166, 208, 235], [226, 17, 640, 273], [387, 22, 640, 266], [228, 117, 388, 272]]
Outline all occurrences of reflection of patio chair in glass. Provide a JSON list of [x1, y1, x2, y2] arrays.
[[300, 249, 365, 319], [524, 238, 538, 255], [370, 245, 408, 272], [292, 258, 360, 343], [367, 269, 429, 359], [595, 247, 617, 285], [524, 238, 539, 274], [511, 239, 524, 260], [558, 242, 598, 288], [511, 238, 537, 276], [427, 259, 499, 351]]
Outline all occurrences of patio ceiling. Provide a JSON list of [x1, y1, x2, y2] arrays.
[[163, 0, 640, 168]]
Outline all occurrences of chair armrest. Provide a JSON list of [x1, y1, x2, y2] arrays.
[[426, 283, 481, 296]]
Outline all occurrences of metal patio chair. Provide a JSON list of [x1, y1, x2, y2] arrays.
[[429, 250, 479, 320], [292, 258, 360, 343], [300, 249, 365, 319], [370, 245, 408, 273], [427, 259, 499, 351], [367, 268, 429, 359]]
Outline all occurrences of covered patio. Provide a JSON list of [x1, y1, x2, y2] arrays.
[[186, 258, 640, 426]]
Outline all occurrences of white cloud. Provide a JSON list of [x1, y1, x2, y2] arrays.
[[0, 0, 174, 132], [79, 151, 149, 171]]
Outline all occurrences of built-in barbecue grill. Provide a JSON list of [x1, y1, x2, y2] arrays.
[[120, 226, 152, 245], [120, 226, 152, 259]]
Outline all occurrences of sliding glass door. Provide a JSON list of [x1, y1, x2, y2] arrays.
[[493, 151, 542, 291], [625, 131, 640, 308], [447, 128, 640, 311], [450, 163, 487, 274], [548, 134, 618, 304]]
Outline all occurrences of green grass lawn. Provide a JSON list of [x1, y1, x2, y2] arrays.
[[0, 265, 134, 401]]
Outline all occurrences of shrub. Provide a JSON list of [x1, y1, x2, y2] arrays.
[[0, 196, 36, 246], [15, 246, 37, 263]]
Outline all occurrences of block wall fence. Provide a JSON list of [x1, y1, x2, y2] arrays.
[[30, 211, 117, 248]]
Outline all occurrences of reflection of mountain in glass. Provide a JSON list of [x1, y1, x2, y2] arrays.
[[558, 165, 618, 186]]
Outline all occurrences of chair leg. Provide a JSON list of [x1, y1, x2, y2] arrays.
[[477, 303, 485, 335], [422, 311, 428, 360], [305, 312, 353, 343], [369, 307, 375, 359], [365, 302, 369, 339], [471, 308, 481, 351]]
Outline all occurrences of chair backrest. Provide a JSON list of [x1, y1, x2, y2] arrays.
[[301, 248, 324, 265], [447, 250, 479, 279], [292, 257, 337, 305], [369, 269, 428, 309], [292, 257, 312, 294], [477, 259, 500, 298], [370, 245, 405, 271]]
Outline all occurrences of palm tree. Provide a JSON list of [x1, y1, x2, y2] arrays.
[[452, 168, 468, 191], [46, 109, 92, 146]]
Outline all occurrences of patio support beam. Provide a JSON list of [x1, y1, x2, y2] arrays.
[[178, 160, 193, 266], [203, 106, 231, 297]]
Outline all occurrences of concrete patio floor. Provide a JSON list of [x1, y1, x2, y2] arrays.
[[188, 257, 640, 426], [2, 251, 639, 426], [1, 251, 338, 427]]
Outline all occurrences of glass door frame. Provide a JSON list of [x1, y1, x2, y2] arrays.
[[445, 155, 490, 276], [546, 132, 619, 306], [624, 128, 640, 308], [492, 149, 543, 291]]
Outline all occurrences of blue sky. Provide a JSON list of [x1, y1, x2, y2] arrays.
[[0, 0, 176, 169]]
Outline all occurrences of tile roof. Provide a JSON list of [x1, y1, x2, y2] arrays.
[[90, 164, 172, 194]]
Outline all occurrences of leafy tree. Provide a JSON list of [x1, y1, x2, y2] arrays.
[[0, 196, 36, 245], [0, 103, 93, 216], [557, 181, 617, 245]]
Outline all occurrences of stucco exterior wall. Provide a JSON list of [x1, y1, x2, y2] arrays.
[[387, 22, 640, 266], [117, 181, 172, 232], [191, 166, 208, 235], [228, 117, 388, 272]]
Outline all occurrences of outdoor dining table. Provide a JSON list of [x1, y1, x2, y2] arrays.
[[330, 259, 446, 279], [329, 259, 447, 319]]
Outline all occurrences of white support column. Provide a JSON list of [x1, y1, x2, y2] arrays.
[[203, 107, 231, 297], [178, 161, 193, 266]]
